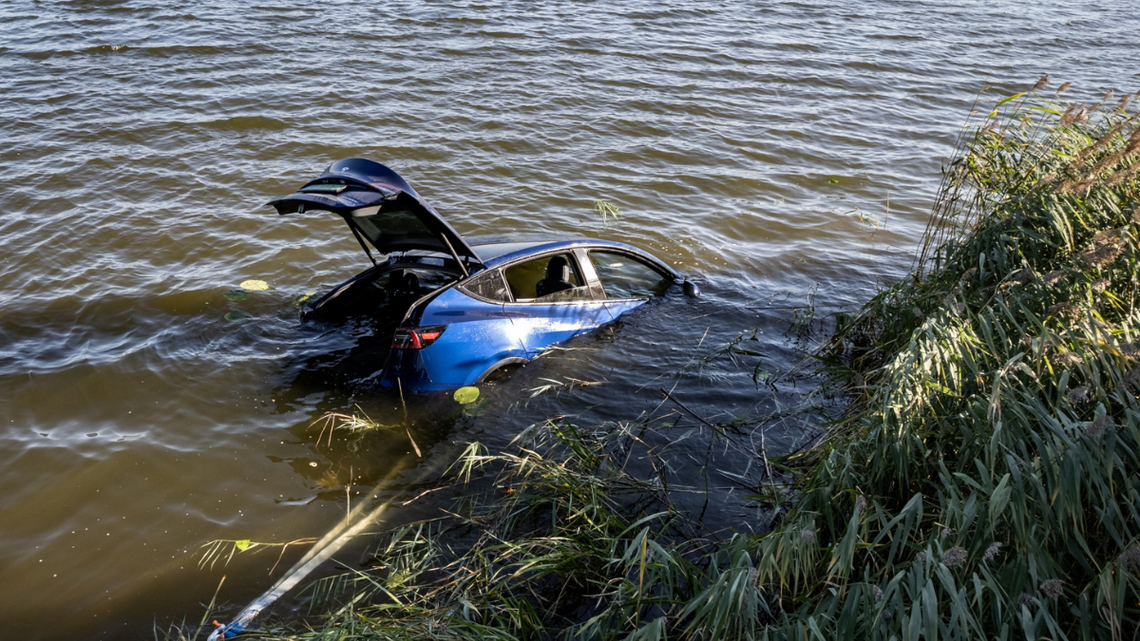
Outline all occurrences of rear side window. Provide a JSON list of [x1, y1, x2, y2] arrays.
[[460, 269, 512, 302], [588, 251, 672, 299], [503, 253, 594, 302]]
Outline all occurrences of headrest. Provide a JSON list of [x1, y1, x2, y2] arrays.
[[546, 256, 570, 281]]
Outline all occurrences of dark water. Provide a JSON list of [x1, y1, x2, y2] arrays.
[[1, 0, 1137, 637]]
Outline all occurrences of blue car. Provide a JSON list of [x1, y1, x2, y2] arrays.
[[269, 158, 700, 392]]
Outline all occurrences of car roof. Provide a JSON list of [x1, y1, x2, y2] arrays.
[[468, 236, 680, 276]]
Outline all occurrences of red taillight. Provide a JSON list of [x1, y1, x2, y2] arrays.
[[391, 325, 447, 350]]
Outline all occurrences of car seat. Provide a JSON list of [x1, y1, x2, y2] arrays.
[[387, 271, 421, 297], [535, 256, 574, 297]]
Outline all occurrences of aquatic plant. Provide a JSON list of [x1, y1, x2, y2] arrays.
[[594, 199, 622, 224]]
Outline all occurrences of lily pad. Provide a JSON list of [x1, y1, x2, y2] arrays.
[[293, 292, 316, 306], [453, 386, 480, 405], [240, 279, 270, 291], [224, 289, 249, 302], [225, 311, 253, 322]]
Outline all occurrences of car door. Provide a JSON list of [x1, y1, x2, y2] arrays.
[[585, 249, 675, 321], [501, 251, 611, 358]]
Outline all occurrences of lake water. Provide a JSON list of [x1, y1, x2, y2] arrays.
[[2, 0, 1137, 637]]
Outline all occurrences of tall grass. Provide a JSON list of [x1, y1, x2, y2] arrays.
[[779, 81, 1140, 639], [199, 81, 1140, 640]]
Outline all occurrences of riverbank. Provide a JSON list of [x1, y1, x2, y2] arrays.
[[771, 84, 1140, 637], [189, 83, 1140, 640]]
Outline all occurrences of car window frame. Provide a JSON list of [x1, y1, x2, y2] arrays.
[[458, 267, 515, 304], [498, 250, 604, 306], [586, 248, 675, 301]]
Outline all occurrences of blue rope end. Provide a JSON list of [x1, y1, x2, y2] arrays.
[[208, 620, 244, 640]]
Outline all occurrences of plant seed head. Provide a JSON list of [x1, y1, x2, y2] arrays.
[[1066, 386, 1090, 404], [1119, 545, 1140, 572], [983, 541, 1003, 562], [943, 546, 967, 568], [1084, 414, 1114, 437], [1041, 269, 1066, 286], [1046, 302, 1080, 321], [1125, 367, 1140, 388], [1092, 228, 1120, 246], [1040, 578, 1064, 600], [1053, 351, 1084, 366]]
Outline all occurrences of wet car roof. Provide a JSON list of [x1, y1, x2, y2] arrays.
[[470, 237, 682, 277]]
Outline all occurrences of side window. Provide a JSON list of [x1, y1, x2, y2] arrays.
[[588, 251, 672, 299], [460, 269, 512, 302], [503, 253, 593, 302]]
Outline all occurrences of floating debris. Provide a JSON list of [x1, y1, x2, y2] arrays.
[[240, 279, 270, 291], [453, 386, 480, 405]]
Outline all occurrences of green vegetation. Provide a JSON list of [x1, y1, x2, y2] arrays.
[[594, 199, 621, 224], [786, 84, 1140, 638], [191, 82, 1140, 639]]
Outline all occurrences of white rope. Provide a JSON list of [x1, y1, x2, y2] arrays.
[[207, 471, 420, 640]]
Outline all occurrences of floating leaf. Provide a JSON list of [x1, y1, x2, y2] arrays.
[[224, 289, 249, 302], [593, 199, 621, 223], [225, 311, 253, 322], [234, 539, 251, 552], [240, 279, 270, 291], [829, 178, 839, 184], [453, 386, 480, 405], [294, 292, 316, 306]]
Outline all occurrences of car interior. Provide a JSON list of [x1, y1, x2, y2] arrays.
[[304, 259, 461, 321], [503, 253, 592, 302]]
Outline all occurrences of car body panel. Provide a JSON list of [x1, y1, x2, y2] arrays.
[[378, 285, 528, 392], [505, 299, 616, 358]]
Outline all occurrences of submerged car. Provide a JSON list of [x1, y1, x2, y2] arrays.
[[269, 158, 700, 392]]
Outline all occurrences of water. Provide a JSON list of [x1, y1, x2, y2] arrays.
[[1, 0, 1137, 637]]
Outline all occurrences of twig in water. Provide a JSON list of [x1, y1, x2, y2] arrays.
[[660, 388, 716, 429]]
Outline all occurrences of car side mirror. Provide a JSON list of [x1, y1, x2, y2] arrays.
[[683, 280, 700, 297]]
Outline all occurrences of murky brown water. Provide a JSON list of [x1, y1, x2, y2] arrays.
[[2, 0, 1138, 637]]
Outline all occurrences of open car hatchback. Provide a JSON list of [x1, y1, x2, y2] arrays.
[[269, 158, 700, 393]]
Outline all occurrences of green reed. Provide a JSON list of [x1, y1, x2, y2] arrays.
[[776, 81, 1140, 639]]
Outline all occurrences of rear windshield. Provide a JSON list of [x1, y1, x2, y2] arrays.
[[353, 208, 436, 245]]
